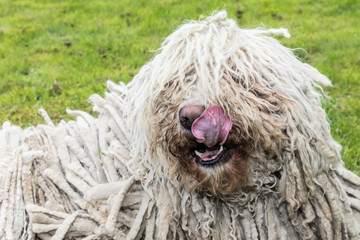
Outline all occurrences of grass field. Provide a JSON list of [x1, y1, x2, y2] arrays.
[[0, 0, 359, 173]]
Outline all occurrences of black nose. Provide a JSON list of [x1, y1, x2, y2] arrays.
[[179, 104, 206, 130]]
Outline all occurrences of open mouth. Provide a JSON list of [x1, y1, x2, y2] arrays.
[[178, 104, 234, 166], [194, 144, 228, 166]]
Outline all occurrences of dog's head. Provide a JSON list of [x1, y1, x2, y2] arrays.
[[124, 11, 341, 198]]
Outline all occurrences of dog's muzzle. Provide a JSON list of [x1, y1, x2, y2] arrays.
[[179, 103, 233, 166]]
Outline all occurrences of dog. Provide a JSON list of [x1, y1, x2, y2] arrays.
[[0, 11, 359, 240]]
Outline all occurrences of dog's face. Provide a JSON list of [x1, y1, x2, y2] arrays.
[[150, 72, 289, 197], [172, 105, 251, 196], [166, 98, 251, 197]]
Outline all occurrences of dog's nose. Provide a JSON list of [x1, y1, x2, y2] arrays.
[[179, 104, 206, 130]]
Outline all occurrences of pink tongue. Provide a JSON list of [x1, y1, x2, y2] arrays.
[[191, 105, 232, 147]]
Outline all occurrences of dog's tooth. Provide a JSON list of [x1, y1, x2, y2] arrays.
[[219, 145, 223, 153], [195, 150, 202, 157]]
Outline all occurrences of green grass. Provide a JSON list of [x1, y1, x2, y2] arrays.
[[0, 0, 359, 173]]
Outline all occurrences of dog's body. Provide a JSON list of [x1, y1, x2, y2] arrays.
[[1, 11, 360, 239]]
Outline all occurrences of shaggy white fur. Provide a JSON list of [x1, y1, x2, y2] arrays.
[[1, 11, 360, 239]]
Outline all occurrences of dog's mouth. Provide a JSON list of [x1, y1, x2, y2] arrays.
[[190, 105, 232, 166], [194, 144, 224, 165], [195, 145, 224, 161], [192, 143, 234, 166], [177, 103, 234, 166]]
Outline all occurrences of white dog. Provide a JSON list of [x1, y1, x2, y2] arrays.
[[1, 11, 359, 240]]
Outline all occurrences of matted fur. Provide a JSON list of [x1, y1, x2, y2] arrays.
[[1, 11, 360, 239]]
